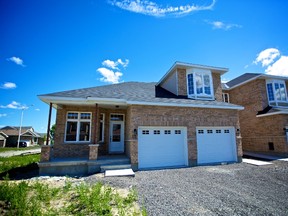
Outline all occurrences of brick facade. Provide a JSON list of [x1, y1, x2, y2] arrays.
[[177, 68, 187, 96], [53, 105, 126, 159], [226, 79, 288, 155], [126, 105, 242, 167], [176, 68, 223, 102], [52, 104, 242, 166]]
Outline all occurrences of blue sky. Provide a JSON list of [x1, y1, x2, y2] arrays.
[[1, 0, 288, 133]]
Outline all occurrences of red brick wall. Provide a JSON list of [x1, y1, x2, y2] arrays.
[[53, 105, 126, 158], [126, 105, 242, 165], [228, 79, 288, 154]]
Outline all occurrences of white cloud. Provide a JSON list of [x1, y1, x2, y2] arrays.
[[0, 101, 28, 109], [117, 59, 129, 68], [0, 82, 17, 89], [254, 48, 280, 67], [109, 0, 215, 17], [102, 59, 129, 69], [253, 48, 288, 77], [265, 56, 288, 77], [7, 56, 25, 66], [97, 67, 123, 84], [97, 58, 128, 84], [35, 108, 40, 111], [206, 20, 242, 30], [0, 114, 7, 118]]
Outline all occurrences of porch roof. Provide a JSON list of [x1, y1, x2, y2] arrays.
[[38, 82, 243, 110]]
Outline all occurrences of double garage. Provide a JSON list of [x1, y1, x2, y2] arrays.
[[138, 126, 237, 169]]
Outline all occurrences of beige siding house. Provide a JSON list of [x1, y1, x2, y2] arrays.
[[38, 62, 244, 176]]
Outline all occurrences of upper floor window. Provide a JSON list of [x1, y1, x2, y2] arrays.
[[187, 69, 214, 100], [222, 93, 230, 103], [266, 80, 288, 107], [65, 112, 91, 142]]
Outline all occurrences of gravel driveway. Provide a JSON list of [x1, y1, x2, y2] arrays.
[[85, 161, 288, 216]]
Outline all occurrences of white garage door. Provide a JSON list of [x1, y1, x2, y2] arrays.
[[197, 127, 237, 164], [138, 127, 188, 169]]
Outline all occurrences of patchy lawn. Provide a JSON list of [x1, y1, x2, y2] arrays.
[[0, 146, 41, 153], [0, 178, 146, 216], [0, 154, 40, 176]]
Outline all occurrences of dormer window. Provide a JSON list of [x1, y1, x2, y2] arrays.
[[266, 80, 288, 107], [187, 69, 214, 100]]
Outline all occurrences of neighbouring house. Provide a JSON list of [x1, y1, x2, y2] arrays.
[[223, 73, 288, 155], [38, 62, 244, 176], [0, 131, 8, 147], [0, 126, 41, 147]]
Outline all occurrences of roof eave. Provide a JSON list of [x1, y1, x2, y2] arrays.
[[38, 95, 127, 107], [157, 62, 229, 86], [227, 74, 288, 90], [256, 110, 288, 117], [127, 100, 244, 110]]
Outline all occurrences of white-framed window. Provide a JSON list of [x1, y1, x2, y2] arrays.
[[187, 69, 214, 100], [99, 113, 105, 142], [222, 93, 230, 103], [266, 80, 288, 107], [142, 130, 149, 135], [65, 112, 91, 142]]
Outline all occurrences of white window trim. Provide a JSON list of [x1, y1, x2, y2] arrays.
[[99, 113, 105, 142], [110, 113, 125, 121], [266, 79, 288, 107], [222, 93, 230, 103], [186, 69, 214, 100], [64, 111, 92, 143]]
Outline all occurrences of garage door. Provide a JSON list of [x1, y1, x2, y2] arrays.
[[197, 127, 237, 164], [138, 127, 188, 169]]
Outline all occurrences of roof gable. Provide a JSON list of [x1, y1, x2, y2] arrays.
[[226, 73, 261, 89], [157, 61, 229, 86], [0, 126, 34, 136], [226, 73, 288, 90]]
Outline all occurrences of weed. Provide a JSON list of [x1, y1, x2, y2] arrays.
[[0, 146, 40, 153], [0, 154, 40, 174], [0, 179, 145, 216]]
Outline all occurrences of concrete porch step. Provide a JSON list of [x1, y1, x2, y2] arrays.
[[105, 168, 135, 177], [100, 164, 132, 172]]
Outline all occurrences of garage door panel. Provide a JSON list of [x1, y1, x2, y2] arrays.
[[197, 127, 237, 164], [138, 127, 188, 169]]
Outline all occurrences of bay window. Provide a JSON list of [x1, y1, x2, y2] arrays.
[[187, 69, 214, 100], [266, 80, 288, 107], [65, 112, 91, 142]]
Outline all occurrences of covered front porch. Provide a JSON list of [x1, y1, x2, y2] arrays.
[[39, 100, 133, 176]]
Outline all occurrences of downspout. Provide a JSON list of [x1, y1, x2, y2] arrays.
[[46, 103, 53, 145]]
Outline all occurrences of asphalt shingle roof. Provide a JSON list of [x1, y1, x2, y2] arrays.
[[226, 73, 261, 88], [39, 82, 242, 109]]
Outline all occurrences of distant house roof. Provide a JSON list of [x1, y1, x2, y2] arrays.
[[226, 73, 288, 90], [39, 81, 243, 110], [0, 126, 41, 137]]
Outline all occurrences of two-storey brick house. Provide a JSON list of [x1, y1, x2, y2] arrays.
[[224, 73, 288, 156], [38, 62, 243, 176]]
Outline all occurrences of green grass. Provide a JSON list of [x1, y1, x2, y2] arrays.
[[0, 154, 40, 174], [0, 179, 146, 216], [0, 146, 41, 153]]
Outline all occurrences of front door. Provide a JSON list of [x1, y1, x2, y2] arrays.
[[109, 121, 124, 153]]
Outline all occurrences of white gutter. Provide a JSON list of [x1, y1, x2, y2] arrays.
[[227, 74, 288, 90], [257, 110, 288, 117], [38, 95, 127, 106], [38, 96, 244, 110], [126, 100, 244, 110]]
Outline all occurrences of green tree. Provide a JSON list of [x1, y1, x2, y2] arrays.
[[50, 124, 56, 143]]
